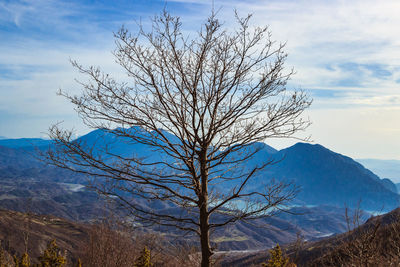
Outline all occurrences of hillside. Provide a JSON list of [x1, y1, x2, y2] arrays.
[[0, 173, 353, 250], [223, 207, 400, 266], [294, 207, 400, 266], [0, 177, 106, 221], [0, 145, 353, 250], [0, 209, 89, 261], [0, 209, 197, 266], [211, 205, 350, 250]]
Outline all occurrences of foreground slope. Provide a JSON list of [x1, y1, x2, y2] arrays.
[[222, 207, 400, 266], [294, 207, 400, 266], [0, 209, 89, 260]]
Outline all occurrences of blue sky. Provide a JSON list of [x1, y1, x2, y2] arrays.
[[1, 0, 400, 160]]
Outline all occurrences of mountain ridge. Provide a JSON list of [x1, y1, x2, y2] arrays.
[[264, 142, 399, 211], [1, 128, 398, 212]]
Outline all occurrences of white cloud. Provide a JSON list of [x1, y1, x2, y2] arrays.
[[1, 0, 399, 159]]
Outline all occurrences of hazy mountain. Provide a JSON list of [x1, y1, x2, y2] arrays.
[[1, 129, 399, 250], [1, 129, 398, 212], [206, 141, 398, 212], [0, 145, 39, 169], [357, 158, 400, 183], [381, 178, 398, 193], [73, 129, 397, 211], [0, 138, 52, 148], [0, 145, 85, 184], [260, 143, 400, 211]]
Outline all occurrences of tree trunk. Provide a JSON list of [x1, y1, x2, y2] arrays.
[[199, 149, 212, 267], [200, 205, 212, 267]]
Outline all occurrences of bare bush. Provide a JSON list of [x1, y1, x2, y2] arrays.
[[79, 220, 200, 267], [310, 209, 400, 266]]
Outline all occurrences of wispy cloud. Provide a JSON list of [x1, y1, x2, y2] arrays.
[[229, 0, 400, 92], [0, 0, 399, 159]]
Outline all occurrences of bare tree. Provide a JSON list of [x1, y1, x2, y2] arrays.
[[46, 10, 311, 267]]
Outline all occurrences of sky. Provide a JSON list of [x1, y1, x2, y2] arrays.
[[0, 0, 399, 160]]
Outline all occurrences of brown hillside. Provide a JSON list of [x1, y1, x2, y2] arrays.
[[299, 208, 400, 266], [0, 209, 89, 261], [221, 208, 400, 267]]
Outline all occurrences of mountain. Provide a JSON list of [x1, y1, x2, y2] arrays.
[[0, 138, 52, 148], [74, 127, 178, 165], [357, 158, 400, 183], [381, 178, 398, 193], [1, 130, 399, 212], [0, 145, 85, 184], [204, 141, 398, 212], [2, 129, 400, 252], [73, 130, 398, 210], [260, 143, 400, 211]]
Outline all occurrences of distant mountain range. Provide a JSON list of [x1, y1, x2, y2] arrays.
[[1, 128, 399, 250], [0, 138, 52, 148], [0, 129, 398, 212], [357, 158, 400, 182]]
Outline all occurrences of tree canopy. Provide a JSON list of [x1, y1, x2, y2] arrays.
[[46, 10, 311, 267]]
